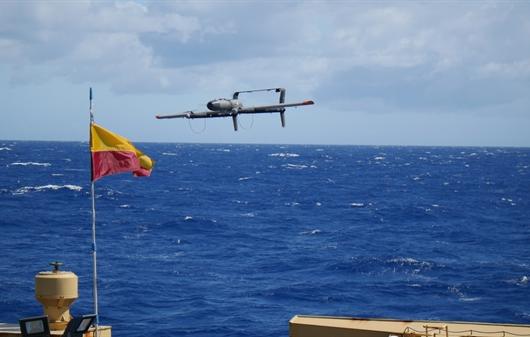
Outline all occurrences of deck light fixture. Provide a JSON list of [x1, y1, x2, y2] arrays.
[[19, 315, 50, 337], [62, 314, 97, 337]]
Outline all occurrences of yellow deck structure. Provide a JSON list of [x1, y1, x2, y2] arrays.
[[0, 263, 112, 337], [290, 315, 530, 337]]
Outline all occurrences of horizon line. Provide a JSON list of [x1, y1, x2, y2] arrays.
[[1, 139, 529, 149]]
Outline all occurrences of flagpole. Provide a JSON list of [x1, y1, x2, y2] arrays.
[[89, 87, 100, 337]]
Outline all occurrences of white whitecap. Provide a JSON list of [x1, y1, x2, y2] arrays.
[[459, 297, 482, 302], [350, 203, 365, 208], [14, 184, 82, 195], [390, 257, 418, 264], [284, 163, 307, 169], [269, 153, 300, 158], [238, 177, 251, 181], [184, 216, 193, 221], [301, 229, 321, 235], [316, 202, 322, 206], [373, 156, 385, 160], [10, 162, 51, 167], [162, 152, 178, 156], [285, 202, 300, 206], [0, 147, 11, 151], [240, 212, 255, 217], [119, 204, 131, 208], [51, 174, 64, 176]]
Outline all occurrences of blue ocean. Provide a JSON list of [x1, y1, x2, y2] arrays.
[[1, 141, 529, 337]]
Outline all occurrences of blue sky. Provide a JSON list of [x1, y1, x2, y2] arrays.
[[1, 1, 529, 146]]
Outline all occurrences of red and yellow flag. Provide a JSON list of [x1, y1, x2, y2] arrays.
[[90, 123, 153, 181]]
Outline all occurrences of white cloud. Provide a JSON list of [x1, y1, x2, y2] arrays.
[[479, 60, 530, 79], [1, 0, 529, 116]]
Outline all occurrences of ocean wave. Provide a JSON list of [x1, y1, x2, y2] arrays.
[[269, 153, 300, 158], [10, 162, 51, 167], [373, 156, 385, 160], [283, 163, 307, 169], [240, 212, 255, 217], [0, 147, 11, 151], [449, 285, 481, 302], [387, 257, 431, 267], [516, 275, 528, 286], [301, 229, 321, 235], [501, 197, 517, 206], [162, 152, 178, 156], [13, 184, 82, 195], [350, 202, 365, 208], [459, 296, 482, 302], [238, 177, 251, 181]]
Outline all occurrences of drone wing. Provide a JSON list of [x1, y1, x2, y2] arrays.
[[156, 110, 233, 119], [238, 100, 314, 114], [155, 111, 193, 119]]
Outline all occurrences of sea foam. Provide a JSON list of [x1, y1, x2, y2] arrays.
[[13, 184, 82, 195], [10, 162, 51, 167], [284, 163, 307, 169], [269, 153, 300, 158]]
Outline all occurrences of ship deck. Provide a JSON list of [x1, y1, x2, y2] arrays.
[[290, 316, 530, 337]]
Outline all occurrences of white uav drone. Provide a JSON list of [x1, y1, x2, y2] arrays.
[[156, 88, 314, 131]]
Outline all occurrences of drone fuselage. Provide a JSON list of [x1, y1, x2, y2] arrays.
[[206, 99, 242, 112]]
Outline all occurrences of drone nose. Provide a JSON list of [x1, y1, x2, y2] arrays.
[[207, 101, 214, 110]]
